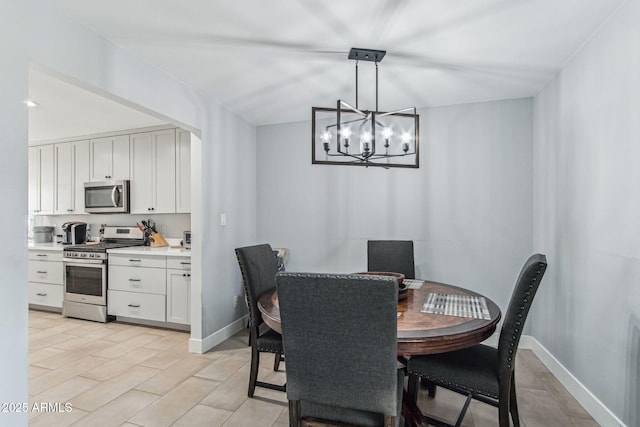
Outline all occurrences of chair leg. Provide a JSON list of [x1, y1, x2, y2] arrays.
[[509, 371, 520, 427], [248, 330, 259, 397], [274, 351, 282, 371], [289, 400, 301, 427], [407, 373, 419, 404], [421, 378, 437, 397], [498, 370, 513, 427]]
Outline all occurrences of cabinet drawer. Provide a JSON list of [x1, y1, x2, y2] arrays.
[[108, 254, 166, 268], [166, 257, 191, 270], [108, 290, 165, 322], [28, 260, 63, 285], [108, 266, 166, 294], [28, 282, 63, 308], [29, 250, 63, 262]]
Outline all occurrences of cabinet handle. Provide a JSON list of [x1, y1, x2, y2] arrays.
[[128, 278, 141, 282], [180, 262, 191, 265], [36, 254, 47, 257], [182, 273, 191, 277], [36, 270, 47, 274], [127, 304, 140, 308], [67, 209, 73, 212], [36, 293, 47, 296], [129, 259, 142, 262], [105, 175, 111, 179]]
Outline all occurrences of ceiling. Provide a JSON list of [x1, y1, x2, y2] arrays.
[[30, 0, 625, 140]]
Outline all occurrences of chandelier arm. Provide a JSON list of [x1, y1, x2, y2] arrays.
[[377, 107, 417, 117], [325, 116, 368, 130], [339, 100, 368, 118]]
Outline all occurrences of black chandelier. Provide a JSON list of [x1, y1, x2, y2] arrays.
[[312, 48, 419, 168]]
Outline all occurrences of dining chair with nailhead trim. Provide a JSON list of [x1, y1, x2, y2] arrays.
[[406, 254, 547, 427]]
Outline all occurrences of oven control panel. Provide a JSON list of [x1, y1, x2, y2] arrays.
[[64, 251, 107, 260]]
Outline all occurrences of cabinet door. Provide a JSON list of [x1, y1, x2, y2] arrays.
[[90, 135, 130, 181], [176, 130, 191, 213], [55, 142, 73, 214], [111, 134, 130, 180], [90, 137, 112, 181], [73, 140, 90, 213], [28, 147, 39, 214], [153, 129, 176, 213], [166, 268, 190, 325], [130, 132, 154, 213], [38, 145, 55, 215]]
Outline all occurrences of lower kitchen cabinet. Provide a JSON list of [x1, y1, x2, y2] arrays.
[[29, 282, 63, 309], [166, 257, 191, 325], [28, 249, 63, 310], [107, 253, 190, 327], [108, 290, 166, 322]]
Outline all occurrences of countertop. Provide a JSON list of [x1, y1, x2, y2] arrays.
[[28, 240, 191, 257], [107, 245, 191, 257], [28, 241, 66, 251]]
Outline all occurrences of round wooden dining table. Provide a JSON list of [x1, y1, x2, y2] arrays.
[[257, 279, 501, 357]]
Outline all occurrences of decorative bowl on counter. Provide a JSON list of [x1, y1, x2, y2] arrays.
[[354, 271, 408, 300]]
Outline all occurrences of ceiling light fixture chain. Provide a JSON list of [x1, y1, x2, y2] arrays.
[[311, 47, 420, 168]]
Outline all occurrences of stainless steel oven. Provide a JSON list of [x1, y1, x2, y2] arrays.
[[64, 257, 107, 305], [63, 252, 110, 322], [62, 226, 145, 323]]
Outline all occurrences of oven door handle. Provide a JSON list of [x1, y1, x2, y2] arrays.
[[63, 258, 105, 265]]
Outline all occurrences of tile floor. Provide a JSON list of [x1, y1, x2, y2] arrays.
[[26, 310, 598, 426]]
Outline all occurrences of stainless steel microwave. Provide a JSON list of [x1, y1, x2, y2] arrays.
[[84, 180, 130, 214]]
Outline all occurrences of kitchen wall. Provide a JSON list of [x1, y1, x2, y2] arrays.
[[1, 1, 257, 421], [532, 0, 640, 425], [257, 98, 533, 321], [32, 214, 191, 241]]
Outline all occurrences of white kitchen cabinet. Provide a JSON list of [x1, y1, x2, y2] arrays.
[[89, 134, 130, 181], [54, 140, 89, 214], [28, 145, 55, 215], [107, 254, 167, 322], [130, 129, 176, 214], [166, 257, 191, 325], [28, 250, 63, 310], [108, 291, 166, 322], [176, 129, 191, 213]]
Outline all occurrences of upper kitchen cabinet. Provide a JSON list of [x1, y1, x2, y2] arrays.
[[176, 129, 191, 213], [29, 145, 55, 215], [54, 140, 89, 214], [130, 129, 177, 214], [89, 134, 130, 181]]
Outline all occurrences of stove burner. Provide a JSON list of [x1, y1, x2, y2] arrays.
[[63, 241, 144, 253]]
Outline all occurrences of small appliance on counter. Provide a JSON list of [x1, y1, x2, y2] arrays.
[[61, 222, 87, 245], [183, 231, 191, 249], [33, 226, 54, 243]]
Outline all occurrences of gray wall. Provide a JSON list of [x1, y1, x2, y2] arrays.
[[257, 98, 533, 315], [532, 0, 640, 425]]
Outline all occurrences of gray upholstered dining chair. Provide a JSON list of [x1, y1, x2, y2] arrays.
[[276, 272, 404, 427], [367, 240, 415, 279], [234, 244, 285, 397], [406, 254, 547, 427]]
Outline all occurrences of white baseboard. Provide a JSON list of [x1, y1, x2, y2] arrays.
[[527, 336, 626, 427], [481, 333, 624, 426], [189, 315, 248, 354]]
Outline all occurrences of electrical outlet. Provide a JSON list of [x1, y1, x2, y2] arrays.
[[233, 295, 239, 307]]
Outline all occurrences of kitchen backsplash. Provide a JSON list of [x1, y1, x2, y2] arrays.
[[30, 213, 190, 242]]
